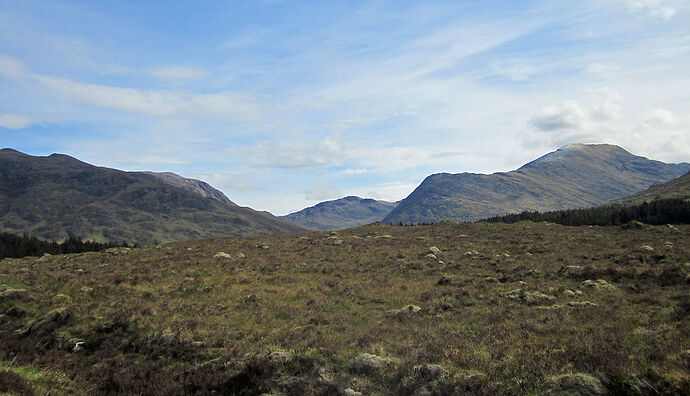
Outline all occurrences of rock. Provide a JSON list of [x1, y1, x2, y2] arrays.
[[560, 265, 584, 277], [483, 277, 500, 283], [237, 253, 246, 259], [582, 279, 616, 290], [105, 247, 132, 255], [80, 286, 94, 293], [266, 350, 293, 364], [254, 243, 270, 249], [504, 289, 555, 305], [464, 250, 480, 257], [413, 364, 447, 381], [344, 389, 363, 396], [639, 245, 655, 252], [0, 288, 27, 300], [389, 304, 422, 317], [64, 338, 85, 353], [563, 290, 577, 297], [666, 224, 679, 232], [567, 301, 598, 308], [547, 373, 606, 395], [28, 308, 70, 336], [425, 253, 437, 259], [350, 353, 394, 374], [214, 252, 232, 259], [622, 220, 644, 229], [333, 239, 344, 245], [428, 246, 442, 256], [53, 294, 72, 303]]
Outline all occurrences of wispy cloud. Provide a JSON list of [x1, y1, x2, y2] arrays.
[[627, 0, 677, 19], [0, 112, 35, 129], [152, 66, 209, 81]]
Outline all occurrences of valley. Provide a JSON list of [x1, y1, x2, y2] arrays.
[[1, 221, 688, 394]]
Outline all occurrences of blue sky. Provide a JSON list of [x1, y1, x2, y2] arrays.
[[1, 0, 689, 214]]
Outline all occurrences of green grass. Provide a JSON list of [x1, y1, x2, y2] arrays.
[[0, 362, 75, 395], [1, 222, 688, 394]]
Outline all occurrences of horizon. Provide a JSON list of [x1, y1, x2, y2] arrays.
[[1, 1, 689, 215]]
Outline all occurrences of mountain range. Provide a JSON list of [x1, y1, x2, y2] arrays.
[[383, 144, 690, 224], [282, 196, 397, 230], [0, 148, 306, 245]]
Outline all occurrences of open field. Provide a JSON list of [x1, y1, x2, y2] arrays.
[[1, 221, 689, 395]]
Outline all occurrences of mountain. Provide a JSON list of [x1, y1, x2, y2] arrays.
[[144, 171, 236, 206], [282, 196, 397, 230], [0, 148, 307, 245], [611, 170, 690, 206], [384, 144, 690, 224]]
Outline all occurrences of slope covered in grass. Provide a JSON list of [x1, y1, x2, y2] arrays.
[[1, 222, 688, 394]]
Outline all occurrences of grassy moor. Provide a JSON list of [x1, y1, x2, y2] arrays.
[[1, 221, 688, 394]]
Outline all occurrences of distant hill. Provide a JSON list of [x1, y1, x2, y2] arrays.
[[611, 171, 690, 205], [283, 196, 397, 230], [384, 144, 690, 224], [0, 148, 307, 245]]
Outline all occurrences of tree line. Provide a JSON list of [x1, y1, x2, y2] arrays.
[[0, 232, 134, 259], [483, 198, 690, 226]]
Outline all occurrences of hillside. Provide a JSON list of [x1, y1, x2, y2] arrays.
[[611, 171, 690, 205], [283, 196, 397, 230], [384, 144, 690, 224], [1, 222, 688, 394], [0, 148, 306, 245]]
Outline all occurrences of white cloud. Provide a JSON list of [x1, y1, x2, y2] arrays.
[[0, 113, 35, 129], [34, 75, 261, 120], [152, 66, 209, 81], [644, 108, 675, 124], [627, 0, 676, 19], [0, 55, 27, 79], [341, 168, 368, 175], [304, 181, 342, 201], [190, 173, 262, 191], [530, 101, 588, 131], [491, 59, 537, 81], [248, 136, 345, 169]]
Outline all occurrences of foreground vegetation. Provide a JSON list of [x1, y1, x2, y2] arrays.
[[1, 221, 688, 394]]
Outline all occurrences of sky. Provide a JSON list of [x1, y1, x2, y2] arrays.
[[1, 0, 689, 215]]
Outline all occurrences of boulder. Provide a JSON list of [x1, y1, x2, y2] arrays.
[[0, 288, 27, 300], [428, 247, 442, 256], [582, 279, 616, 290], [28, 308, 70, 336], [350, 353, 394, 375], [213, 252, 232, 259]]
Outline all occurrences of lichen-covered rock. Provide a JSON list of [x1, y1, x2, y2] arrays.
[[640, 245, 655, 252], [266, 350, 293, 364], [389, 304, 422, 317], [582, 279, 616, 290], [213, 252, 232, 259], [0, 288, 27, 300], [567, 301, 598, 308], [547, 373, 606, 395], [504, 289, 555, 305], [28, 308, 70, 336], [413, 364, 447, 381], [425, 253, 437, 259], [428, 246, 442, 256], [350, 353, 394, 375], [560, 265, 584, 277]]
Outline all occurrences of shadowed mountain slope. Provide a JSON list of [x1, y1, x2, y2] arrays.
[[0, 148, 307, 245], [611, 171, 690, 205], [384, 144, 690, 224], [283, 196, 397, 230]]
